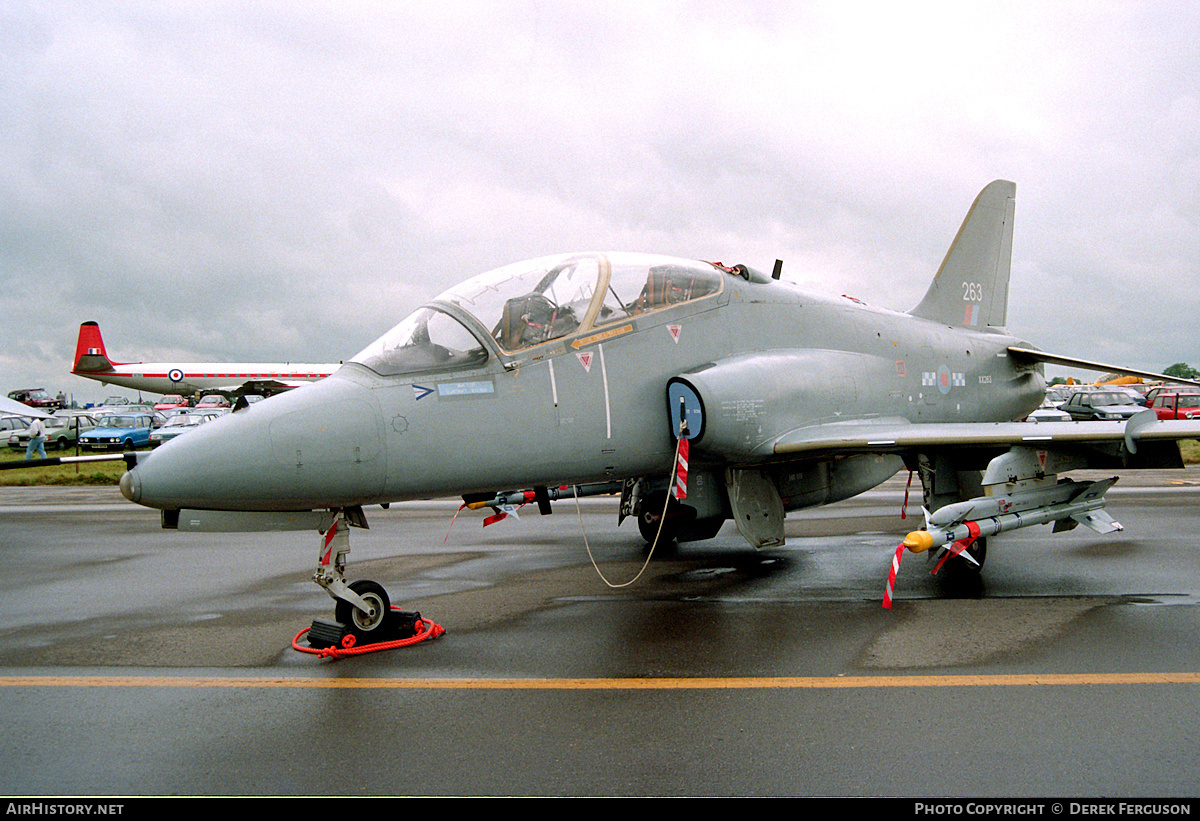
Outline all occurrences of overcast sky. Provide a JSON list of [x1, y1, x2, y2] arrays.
[[2, 1, 1197, 404]]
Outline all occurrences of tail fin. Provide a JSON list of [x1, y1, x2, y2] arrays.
[[910, 180, 1015, 330], [72, 321, 117, 373]]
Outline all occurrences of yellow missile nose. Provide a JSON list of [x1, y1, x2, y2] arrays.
[[903, 530, 934, 553]]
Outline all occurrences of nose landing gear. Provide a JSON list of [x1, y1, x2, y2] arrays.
[[299, 507, 444, 656]]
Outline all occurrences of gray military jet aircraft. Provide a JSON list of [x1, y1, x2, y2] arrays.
[[116, 180, 1200, 639]]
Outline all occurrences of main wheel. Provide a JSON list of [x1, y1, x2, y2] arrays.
[[945, 537, 987, 576], [334, 579, 392, 641], [638, 491, 679, 545]]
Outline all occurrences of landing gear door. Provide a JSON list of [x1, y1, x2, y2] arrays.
[[725, 468, 785, 548]]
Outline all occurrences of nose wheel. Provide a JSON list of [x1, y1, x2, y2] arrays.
[[333, 579, 393, 640]]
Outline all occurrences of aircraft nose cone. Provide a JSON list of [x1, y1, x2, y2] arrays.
[[119, 469, 140, 503], [127, 372, 387, 511]]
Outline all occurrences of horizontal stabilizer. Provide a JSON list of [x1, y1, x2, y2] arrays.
[[1008, 347, 1200, 388]]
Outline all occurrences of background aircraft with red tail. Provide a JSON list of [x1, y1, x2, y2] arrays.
[[71, 321, 339, 397]]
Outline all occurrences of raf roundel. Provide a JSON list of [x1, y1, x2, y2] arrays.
[[168, 369, 184, 383], [937, 365, 952, 395]]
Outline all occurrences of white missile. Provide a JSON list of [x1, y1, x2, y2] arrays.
[[926, 478, 1106, 528], [904, 477, 1121, 553]]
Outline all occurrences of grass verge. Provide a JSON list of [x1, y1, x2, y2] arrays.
[[0, 448, 132, 486], [3, 441, 1198, 487]]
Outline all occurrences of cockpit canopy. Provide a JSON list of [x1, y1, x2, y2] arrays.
[[353, 252, 726, 377]]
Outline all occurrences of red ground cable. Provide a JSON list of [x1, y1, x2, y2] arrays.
[[292, 612, 446, 659]]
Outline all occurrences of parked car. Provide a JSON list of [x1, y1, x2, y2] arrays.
[[1044, 386, 1071, 407], [78, 413, 160, 451], [1025, 395, 1071, 422], [7, 388, 64, 410], [0, 415, 32, 433], [148, 411, 225, 446], [8, 415, 96, 451], [1142, 385, 1188, 407], [195, 394, 231, 409], [232, 394, 265, 411], [1062, 390, 1143, 421], [1148, 392, 1200, 420], [53, 408, 104, 423], [154, 394, 190, 411]]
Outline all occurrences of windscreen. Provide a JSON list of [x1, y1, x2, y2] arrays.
[[352, 307, 488, 377], [434, 252, 724, 353], [352, 252, 725, 374]]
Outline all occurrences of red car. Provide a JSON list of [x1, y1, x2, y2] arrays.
[[154, 394, 189, 411], [195, 394, 231, 409], [1148, 392, 1200, 420], [7, 388, 64, 410]]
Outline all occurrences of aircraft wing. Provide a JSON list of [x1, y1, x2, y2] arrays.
[[215, 379, 309, 395], [772, 412, 1200, 459]]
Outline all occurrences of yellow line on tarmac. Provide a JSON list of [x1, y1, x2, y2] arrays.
[[0, 673, 1198, 690]]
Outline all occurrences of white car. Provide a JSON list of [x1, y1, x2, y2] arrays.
[[8, 415, 96, 450], [1026, 397, 1071, 422], [148, 411, 225, 446]]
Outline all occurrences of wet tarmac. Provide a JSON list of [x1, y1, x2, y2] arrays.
[[1, 469, 1198, 796]]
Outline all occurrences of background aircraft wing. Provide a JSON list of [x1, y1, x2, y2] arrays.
[[211, 379, 313, 395], [771, 412, 1200, 459]]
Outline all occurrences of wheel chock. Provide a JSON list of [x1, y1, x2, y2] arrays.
[[292, 608, 445, 658]]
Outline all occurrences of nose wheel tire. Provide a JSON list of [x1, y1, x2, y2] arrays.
[[334, 579, 392, 640]]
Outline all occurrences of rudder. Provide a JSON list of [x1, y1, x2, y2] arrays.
[[911, 180, 1015, 330]]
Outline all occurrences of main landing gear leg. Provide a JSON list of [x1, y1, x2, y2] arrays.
[[311, 508, 393, 643]]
